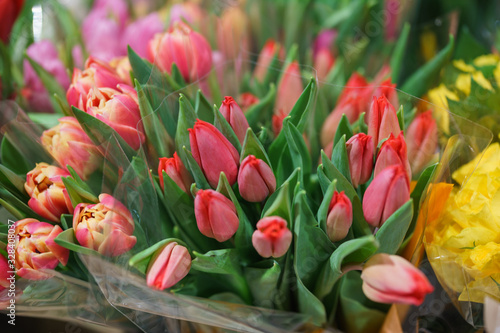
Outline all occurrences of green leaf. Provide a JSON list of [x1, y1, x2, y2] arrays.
[[391, 23, 410, 83], [62, 177, 98, 207], [240, 128, 272, 166], [54, 228, 100, 256], [195, 90, 214, 123], [245, 84, 276, 129], [261, 169, 300, 222], [175, 95, 197, 166], [244, 262, 281, 306], [330, 135, 351, 183], [333, 114, 354, 146], [171, 63, 187, 87], [0, 136, 35, 174], [128, 46, 155, 85], [375, 200, 413, 254], [0, 164, 27, 196], [318, 179, 337, 233], [295, 271, 327, 326], [282, 119, 311, 185], [191, 249, 240, 275], [182, 146, 211, 189], [213, 105, 242, 152], [60, 214, 72, 230]]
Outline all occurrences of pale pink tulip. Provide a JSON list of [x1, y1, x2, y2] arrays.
[[406, 111, 438, 174], [146, 241, 191, 290], [346, 133, 374, 188], [238, 155, 276, 202]]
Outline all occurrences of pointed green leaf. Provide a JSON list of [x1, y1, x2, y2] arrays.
[[375, 200, 413, 254], [240, 128, 272, 166], [182, 146, 211, 189], [213, 105, 242, 152], [330, 135, 351, 182], [245, 84, 276, 128], [175, 95, 197, 165], [54, 228, 100, 256], [318, 179, 337, 233], [195, 90, 214, 123], [333, 114, 354, 146], [391, 23, 410, 83]]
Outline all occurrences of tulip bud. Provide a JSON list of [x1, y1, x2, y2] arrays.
[[346, 133, 374, 188], [239, 92, 259, 112], [15, 218, 69, 280], [314, 48, 335, 82], [252, 216, 292, 258], [367, 95, 401, 149], [0, 255, 9, 290], [25, 163, 73, 222], [219, 96, 250, 144], [194, 189, 239, 242], [238, 155, 276, 202], [189, 120, 240, 188], [272, 109, 287, 137], [146, 241, 191, 290], [275, 61, 303, 116], [372, 78, 399, 112], [41, 117, 101, 180], [148, 21, 212, 83], [406, 111, 438, 174], [158, 152, 193, 193], [73, 193, 137, 257], [362, 165, 410, 228], [253, 39, 284, 82], [321, 98, 361, 147], [313, 29, 337, 59], [326, 191, 353, 242], [374, 132, 411, 182], [361, 253, 434, 305]]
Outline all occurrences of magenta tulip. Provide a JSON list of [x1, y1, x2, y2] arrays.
[[252, 216, 292, 258], [219, 96, 250, 144], [346, 133, 374, 188], [326, 191, 353, 242], [146, 241, 191, 290], [158, 152, 193, 193], [406, 111, 438, 174], [238, 155, 276, 202]]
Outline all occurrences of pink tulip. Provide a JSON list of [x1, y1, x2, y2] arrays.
[[194, 189, 239, 242], [158, 152, 193, 193], [219, 96, 250, 144], [122, 13, 164, 58], [321, 97, 362, 147], [361, 254, 434, 305], [146, 241, 191, 290], [367, 95, 401, 149], [86, 84, 146, 150], [326, 191, 353, 242], [148, 21, 212, 83], [374, 132, 411, 181], [41, 117, 101, 180], [189, 120, 240, 188], [239, 92, 259, 112], [109, 56, 132, 85], [15, 218, 69, 280], [24, 163, 73, 222], [275, 61, 303, 116], [346, 133, 374, 188], [238, 155, 276, 202], [314, 48, 335, 82], [336, 72, 370, 107], [371, 78, 399, 114], [0, 255, 9, 290], [406, 111, 438, 174], [252, 216, 292, 258], [73, 193, 137, 257], [253, 39, 284, 82], [313, 29, 337, 59], [362, 165, 410, 228]]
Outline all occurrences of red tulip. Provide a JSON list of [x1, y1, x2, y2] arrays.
[[361, 254, 434, 305], [374, 132, 411, 181], [239, 92, 259, 112], [272, 109, 287, 137], [252, 216, 292, 258], [194, 189, 239, 242], [326, 191, 353, 242], [253, 39, 285, 82], [189, 120, 240, 188], [158, 152, 193, 193], [15, 218, 69, 280], [0, 0, 24, 43], [25, 163, 73, 222], [146, 241, 191, 290], [219, 96, 250, 144], [275, 61, 303, 116], [362, 165, 410, 228], [346, 133, 374, 188], [73, 193, 137, 257], [406, 111, 438, 174], [238, 155, 276, 202], [367, 95, 401, 149]]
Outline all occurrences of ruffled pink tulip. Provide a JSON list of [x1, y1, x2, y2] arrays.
[[219, 96, 249, 144], [148, 21, 212, 83], [146, 241, 191, 290], [73, 193, 137, 257], [158, 152, 193, 193], [86, 84, 146, 150], [374, 132, 411, 181], [253, 39, 284, 82], [41, 117, 101, 180], [367, 95, 401, 149], [252, 216, 292, 258], [362, 165, 410, 228], [238, 155, 276, 202], [406, 111, 438, 174], [326, 191, 353, 242], [194, 189, 239, 242], [25, 163, 73, 222], [15, 218, 69, 280], [361, 254, 434, 305], [189, 120, 240, 188], [275, 61, 303, 116], [0, 255, 9, 290], [346, 133, 374, 188]]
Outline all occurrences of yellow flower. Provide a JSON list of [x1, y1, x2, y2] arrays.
[[473, 54, 499, 67], [454, 59, 475, 73], [455, 72, 493, 95], [420, 30, 437, 62], [427, 84, 458, 133], [495, 63, 500, 87]]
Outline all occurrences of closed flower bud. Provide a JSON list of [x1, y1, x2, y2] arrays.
[[275, 61, 303, 116], [73, 193, 137, 257], [189, 120, 240, 188], [406, 111, 438, 174], [374, 132, 411, 181], [219, 96, 250, 144], [362, 165, 410, 228], [252, 216, 292, 258], [314, 48, 335, 82], [361, 254, 434, 305], [326, 191, 353, 242], [146, 242, 191, 290], [158, 152, 193, 193], [194, 189, 239, 242], [253, 39, 285, 82], [25, 163, 73, 222], [367, 95, 401, 149], [346, 133, 374, 188], [238, 155, 276, 202], [15, 218, 69, 280]]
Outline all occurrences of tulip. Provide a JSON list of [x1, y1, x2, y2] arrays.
[[371, 78, 399, 114], [109, 56, 132, 85], [41, 117, 101, 180], [158, 152, 193, 193], [326, 191, 353, 242], [275, 61, 303, 116], [86, 84, 146, 150], [252, 216, 292, 258], [146, 241, 191, 290], [253, 39, 284, 82], [361, 253, 434, 305], [374, 132, 411, 181], [148, 21, 212, 83], [189, 120, 240, 188], [406, 111, 438, 174], [239, 92, 259, 112], [346, 133, 374, 188], [15, 218, 69, 280], [73, 193, 137, 257], [321, 97, 362, 147], [216, 6, 249, 61], [314, 48, 335, 82], [272, 109, 287, 137], [0, 255, 9, 290], [122, 13, 164, 58], [238, 155, 276, 202], [362, 165, 410, 228], [25, 163, 73, 222], [219, 96, 250, 144], [194, 189, 239, 242], [336, 72, 370, 107], [313, 29, 337, 59], [0, 0, 24, 43], [367, 95, 401, 149]]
